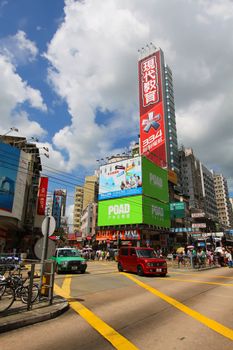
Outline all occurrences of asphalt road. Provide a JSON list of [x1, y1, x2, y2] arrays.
[[1, 261, 233, 350]]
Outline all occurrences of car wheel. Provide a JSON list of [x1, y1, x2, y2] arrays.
[[118, 263, 123, 272], [137, 265, 144, 276], [80, 269, 86, 274], [160, 273, 166, 277]]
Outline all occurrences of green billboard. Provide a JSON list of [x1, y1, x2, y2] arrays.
[[143, 196, 170, 228], [98, 195, 170, 228], [98, 196, 143, 226], [170, 202, 186, 219], [142, 157, 168, 203]]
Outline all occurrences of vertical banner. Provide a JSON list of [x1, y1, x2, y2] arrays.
[[37, 177, 48, 215], [52, 190, 63, 229], [138, 49, 167, 167]]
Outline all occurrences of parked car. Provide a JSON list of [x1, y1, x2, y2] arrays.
[[117, 246, 167, 276], [51, 248, 87, 274]]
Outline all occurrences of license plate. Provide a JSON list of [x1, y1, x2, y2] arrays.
[[71, 266, 78, 271], [156, 269, 162, 272]]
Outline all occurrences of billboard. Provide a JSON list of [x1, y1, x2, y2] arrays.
[[143, 196, 170, 228], [170, 202, 186, 219], [98, 195, 170, 228], [52, 189, 67, 229], [98, 196, 143, 226], [138, 50, 167, 167], [0, 143, 20, 212], [142, 156, 168, 202], [98, 156, 142, 200], [37, 177, 48, 215]]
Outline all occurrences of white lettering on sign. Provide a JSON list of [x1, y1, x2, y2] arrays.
[[141, 56, 159, 107], [108, 204, 130, 216], [152, 205, 164, 218], [142, 129, 163, 153], [149, 173, 163, 188]]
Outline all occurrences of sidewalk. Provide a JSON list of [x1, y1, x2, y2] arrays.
[[0, 295, 69, 333]]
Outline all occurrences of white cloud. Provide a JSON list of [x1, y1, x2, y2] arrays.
[[42, 0, 233, 188], [0, 30, 38, 65], [0, 54, 47, 136]]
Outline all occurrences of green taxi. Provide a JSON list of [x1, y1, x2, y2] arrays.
[[51, 247, 87, 274]]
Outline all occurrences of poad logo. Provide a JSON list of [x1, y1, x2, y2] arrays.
[[108, 204, 130, 220], [152, 205, 164, 221]]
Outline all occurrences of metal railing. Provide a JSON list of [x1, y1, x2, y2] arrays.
[[0, 259, 55, 314]]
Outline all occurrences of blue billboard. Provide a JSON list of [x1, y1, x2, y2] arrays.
[[0, 143, 20, 212], [98, 156, 142, 200]]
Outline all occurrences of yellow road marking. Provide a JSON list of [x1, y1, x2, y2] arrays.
[[170, 271, 233, 279], [160, 277, 233, 287], [54, 277, 139, 350], [122, 273, 233, 341]]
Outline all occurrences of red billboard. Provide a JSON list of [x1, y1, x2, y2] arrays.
[[138, 50, 167, 167], [37, 177, 48, 215]]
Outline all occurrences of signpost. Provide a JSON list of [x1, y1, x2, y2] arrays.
[[40, 216, 56, 288]]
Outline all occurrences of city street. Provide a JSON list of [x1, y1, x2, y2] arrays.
[[1, 261, 233, 350]]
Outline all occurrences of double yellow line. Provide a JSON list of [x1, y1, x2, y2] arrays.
[[55, 273, 233, 349], [54, 277, 139, 350]]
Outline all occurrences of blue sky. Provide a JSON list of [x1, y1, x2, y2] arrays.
[[1, 0, 233, 219]]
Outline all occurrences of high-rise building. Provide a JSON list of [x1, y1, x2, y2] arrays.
[[212, 172, 233, 228], [82, 175, 98, 211], [73, 186, 84, 233], [138, 45, 179, 173], [73, 175, 98, 238], [179, 147, 218, 231]]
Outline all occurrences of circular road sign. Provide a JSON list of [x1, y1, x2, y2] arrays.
[[41, 216, 56, 237], [34, 237, 56, 260]]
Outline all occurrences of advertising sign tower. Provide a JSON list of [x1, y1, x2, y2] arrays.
[[138, 48, 167, 168]]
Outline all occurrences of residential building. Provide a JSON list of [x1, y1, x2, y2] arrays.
[[179, 147, 218, 231], [213, 172, 233, 228], [73, 186, 84, 233], [82, 175, 98, 211], [73, 175, 98, 241], [80, 203, 98, 240]]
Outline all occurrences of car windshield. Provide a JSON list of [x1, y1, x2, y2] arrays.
[[58, 249, 80, 257], [136, 249, 157, 258]]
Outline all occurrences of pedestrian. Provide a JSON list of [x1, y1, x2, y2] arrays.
[[225, 249, 233, 268], [178, 251, 184, 268]]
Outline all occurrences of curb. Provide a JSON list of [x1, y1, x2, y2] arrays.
[[0, 300, 69, 334]]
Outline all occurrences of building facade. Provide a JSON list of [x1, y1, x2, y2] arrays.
[[73, 186, 84, 233], [213, 172, 233, 228], [0, 136, 43, 253], [179, 147, 218, 232]]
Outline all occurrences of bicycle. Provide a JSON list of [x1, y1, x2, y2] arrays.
[[8, 272, 39, 304], [0, 278, 15, 313]]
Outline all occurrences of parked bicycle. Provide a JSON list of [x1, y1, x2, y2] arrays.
[[0, 277, 15, 313], [0, 269, 39, 313]]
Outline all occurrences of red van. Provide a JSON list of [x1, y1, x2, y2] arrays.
[[117, 246, 167, 276]]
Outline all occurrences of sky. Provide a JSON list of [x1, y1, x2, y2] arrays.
[[1, 0, 233, 223]]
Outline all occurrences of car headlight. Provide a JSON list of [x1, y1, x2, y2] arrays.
[[61, 261, 68, 267], [147, 262, 154, 267]]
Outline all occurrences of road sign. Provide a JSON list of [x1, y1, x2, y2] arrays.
[[41, 216, 56, 236], [34, 237, 56, 260]]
